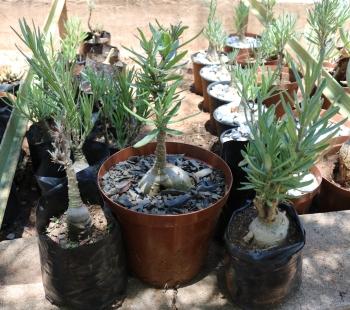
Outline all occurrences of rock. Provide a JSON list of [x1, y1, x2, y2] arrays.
[[6, 233, 16, 240]]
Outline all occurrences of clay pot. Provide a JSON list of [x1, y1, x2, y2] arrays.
[[290, 166, 322, 215], [262, 65, 299, 118], [98, 142, 233, 287], [200, 65, 230, 113], [317, 144, 350, 212]]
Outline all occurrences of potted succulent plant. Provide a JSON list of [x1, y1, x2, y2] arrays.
[[192, 0, 227, 96], [82, 66, 151, 153], [13, 19, 127, 309], [306, 0, 350, 108], [98, 22, 232, 287], [80, 0, 112, 55], [225, 1, 260, 63], [214, 60, 278, 237], [259, 13, 299, 116], [224, 61, 344, 308]]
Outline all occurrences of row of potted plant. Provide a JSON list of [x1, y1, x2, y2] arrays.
[[9, 1, 350, 309]]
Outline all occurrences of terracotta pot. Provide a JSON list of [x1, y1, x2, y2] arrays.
[[317, 144, 350, 212], [199, 65, 230, 113], [262, 65, 299, 118], [290, 166, 322, 214], [98, 142, 233, 287]]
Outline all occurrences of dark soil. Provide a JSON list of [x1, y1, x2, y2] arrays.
[[226, 203, 300, 251], [46, 204, 111, 249], [100, 154, 225, 215]]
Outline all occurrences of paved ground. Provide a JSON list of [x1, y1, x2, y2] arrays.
[[1, 210, 349, 310]]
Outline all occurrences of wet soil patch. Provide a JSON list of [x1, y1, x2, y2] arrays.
[[100, 154, 225, 215], [46, 204, 111, 249], [226, 204, 299, 251]]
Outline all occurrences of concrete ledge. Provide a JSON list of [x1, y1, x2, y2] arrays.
[[0, 210, 349, 309]]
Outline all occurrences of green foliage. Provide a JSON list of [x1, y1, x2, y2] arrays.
[[124, 22, 196, 148], [203, 0, 227, 53], [230, 60, 279, 108], [14, 18, 95, 153], [306, 0, 350, 61], [83, 66, 151, 150], [61, 18, 87, 63], [261, 13, 296, 61], [234, 0, 250, 39], [260, 0, 276, 27], [7, 77, 59, 123], [240, 61, 344, 211]]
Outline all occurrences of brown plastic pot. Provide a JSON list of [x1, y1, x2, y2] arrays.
[[98, 142, 233, 287], [262, 65, 299, 118], [191, 52, 207, 96], [200, 65, 230, 113], [290, 166, 322, 215], [317, 144, 350, 212]]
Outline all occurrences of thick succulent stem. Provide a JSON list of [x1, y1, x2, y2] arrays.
[[244, 196, 288, 248], [138, 130, 192, 196], [207, 43, 220, 63], [72, 147, 89, 173], [87, 7, 93, 33], [66, 163, 92, 241], [154, 130, 167, 172]]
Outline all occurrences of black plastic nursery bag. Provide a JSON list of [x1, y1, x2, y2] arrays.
[[36, 185, 127, 310], [224, 203, 305, 309]]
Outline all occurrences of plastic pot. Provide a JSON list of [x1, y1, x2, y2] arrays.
[[36, 185, 127, 310], [191, 52, 206, 95], [213, 102, 242, 137], [199, 65, 230, 113], [290, 166, 322, 215], [224, 202, 305, 309], [216, 128, 254, 239], [98, 142, 233, 287], [207, 81, 237, 133], [317, 144, 350, 212]]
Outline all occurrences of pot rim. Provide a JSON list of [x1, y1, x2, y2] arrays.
[[98, 141, 233, 218], [289, 166, 322, 200], [219, 126, 250, 143], [199, 65, 230, 83], [207, 81, 240, 103], [191, 51, 227, 66]]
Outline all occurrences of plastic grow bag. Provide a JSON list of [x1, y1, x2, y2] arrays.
[[36, 184, 127, 310], [224, 202, 305, 309]]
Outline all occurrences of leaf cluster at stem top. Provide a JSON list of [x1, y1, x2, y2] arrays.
[[203, 0, 227, 53], [260, 13, 296, 62], [124, 21, 198, 148], [13, 18, 95, 159], [234, 0, 250, 39], [306, 0, 350, 62]]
